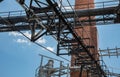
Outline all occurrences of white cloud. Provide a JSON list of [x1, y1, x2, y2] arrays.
[[23, 31, 31, 38], [9, 31, 46, 45], [9, 31, 31, 38], [37, 38, 46, 44], [9, 32, 30, 44], [9, 32, 22, 37], [16, 39, 28, 43], [64, 6, 74, 10], [23, 32, 46, 44], [58, 0, 74, 11], [46, 47, 54, 52]]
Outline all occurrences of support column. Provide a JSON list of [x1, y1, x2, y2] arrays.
[[71, 0, 98, 77]]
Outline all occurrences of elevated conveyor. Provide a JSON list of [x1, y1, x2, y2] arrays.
[[0, 0, 120, 32], [0, 0, 120, 77]]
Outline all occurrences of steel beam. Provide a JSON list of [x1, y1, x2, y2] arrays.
[[0, 6, 118, 25], [46, 0, 107, 76]]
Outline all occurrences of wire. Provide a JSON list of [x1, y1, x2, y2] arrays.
[[0, 16, 70, 62], [58, 0, 95, 50], [38, 53, 63, 62], [61, 0, 111, 75], [109, 66, 120, 70], [19, 31, 70, 62], [66, 0, 100, 57]]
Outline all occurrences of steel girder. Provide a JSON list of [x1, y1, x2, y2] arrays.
[[0, 6, 118, 25], [1, 0, 120, 77]]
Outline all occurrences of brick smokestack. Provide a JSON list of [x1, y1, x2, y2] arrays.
[[71, 0, 98, 77]]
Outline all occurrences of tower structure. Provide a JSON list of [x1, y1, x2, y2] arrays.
[[71, 0, 99, 77]]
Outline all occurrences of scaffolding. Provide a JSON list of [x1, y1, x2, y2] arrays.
[[36, 54, 69, 77], [0, 0, 120, 77], [99, 47, 120, 57]]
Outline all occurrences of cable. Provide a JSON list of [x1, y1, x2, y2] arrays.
[[58, 0, 96, 50], [0, 15, 70, 62], [109, 66, 120, 70], [65, 0, 103, 63], [19, 31, 70, 62], [61, 0, 110, 76]]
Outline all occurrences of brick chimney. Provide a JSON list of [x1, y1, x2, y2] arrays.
[[71, 0, 98, 77]]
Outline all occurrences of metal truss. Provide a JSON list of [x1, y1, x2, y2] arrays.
[[37, 54, 120, 77], [36, 54, 69, 77], [15, 0, 108, 77], [37, 53, 120, 77], [0, 0, 120, 31], [0, 0, 120, 77], [108, 72, 120, 77], [99, 47, 120, 57]]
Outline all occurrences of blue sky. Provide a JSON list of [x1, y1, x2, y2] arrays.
[[97, 24, 120, 73], [0, 0, 120, 77], [0, 1, 70, 77]]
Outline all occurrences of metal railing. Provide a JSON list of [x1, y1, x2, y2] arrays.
[[0, 10, 25, 17]]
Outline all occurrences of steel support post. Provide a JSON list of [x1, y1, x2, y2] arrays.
[[79, 65, 84, 77], [46, 0, 107, 76]]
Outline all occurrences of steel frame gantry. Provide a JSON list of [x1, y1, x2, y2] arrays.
[[1, 0, 120, 77], [0, 0, 120, 32], [17, 0, 108, 76]]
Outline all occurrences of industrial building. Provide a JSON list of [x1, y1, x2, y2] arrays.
[[0, 0, 120, 77]]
